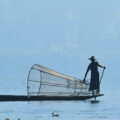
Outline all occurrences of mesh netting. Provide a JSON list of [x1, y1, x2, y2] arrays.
[[27, 64, 90, 96]]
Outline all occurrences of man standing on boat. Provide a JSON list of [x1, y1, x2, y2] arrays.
[[83, 56, 106, 95]]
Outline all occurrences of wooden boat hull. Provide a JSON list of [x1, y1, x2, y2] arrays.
[[0, 94, 104, 101]]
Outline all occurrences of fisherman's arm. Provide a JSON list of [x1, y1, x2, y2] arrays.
[[83, 66, 90, 81], [98, 63, 106, 69]]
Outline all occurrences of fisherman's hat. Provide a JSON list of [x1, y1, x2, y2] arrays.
[[88, 56, 96, 60]]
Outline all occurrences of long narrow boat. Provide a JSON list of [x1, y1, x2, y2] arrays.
[[0, 94, 103, 101]]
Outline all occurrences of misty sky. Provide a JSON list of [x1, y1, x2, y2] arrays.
[[0, 0, 120, 94]]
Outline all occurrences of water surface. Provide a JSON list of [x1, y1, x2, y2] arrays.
[[0, 90, 120, 120]]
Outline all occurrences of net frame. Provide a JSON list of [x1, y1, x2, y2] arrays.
[[27, 64, 90, 96]]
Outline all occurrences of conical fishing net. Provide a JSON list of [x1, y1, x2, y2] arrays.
[[27, 64, 90, 96]]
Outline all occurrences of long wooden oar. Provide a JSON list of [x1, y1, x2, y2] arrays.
[[100, 68, 105, 85], [99, 68, 105, 92]]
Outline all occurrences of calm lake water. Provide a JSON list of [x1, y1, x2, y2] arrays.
[[0, 90, 120, 120]]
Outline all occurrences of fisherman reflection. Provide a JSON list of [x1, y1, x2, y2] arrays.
[[83, 56, 106, 96]]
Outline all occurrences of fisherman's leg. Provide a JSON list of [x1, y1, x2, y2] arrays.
[[97, 85, 100, 95], [97, 89, 100, 95], [92, 90, 95, 96]]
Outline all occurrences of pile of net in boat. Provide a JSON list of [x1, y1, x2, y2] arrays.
[[27, 64, 91, 96]]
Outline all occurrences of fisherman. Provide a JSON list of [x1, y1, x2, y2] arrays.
[[83, 56, 106, 95]]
